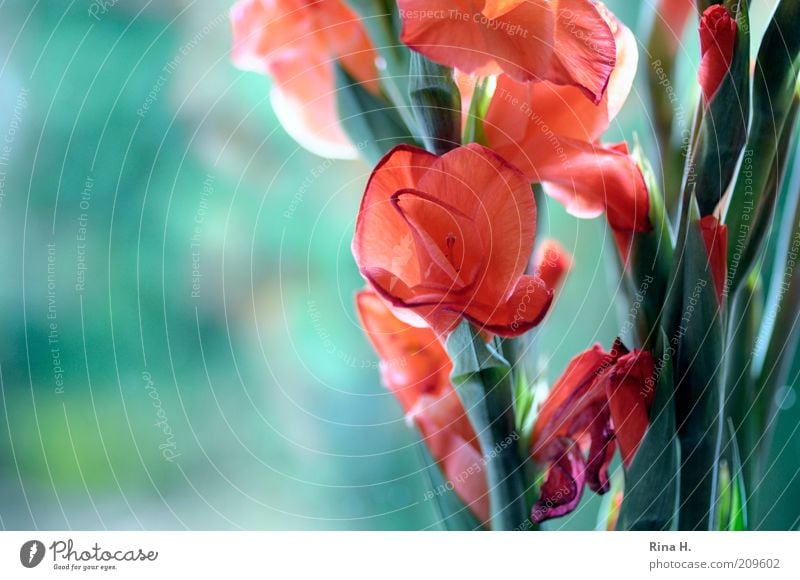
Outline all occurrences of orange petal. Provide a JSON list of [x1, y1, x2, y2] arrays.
[[417, 144, 537, 304], [412, 392, 489, 524], [543, 0, 617, 104], [356, 290, 452, 411], [604, 9, 639, 125], [538, 139, 651, 232], [399, 0, 556, 81], [353, 146, 439, 289], [463, 275, 553, 337], [268, 58, 358, 159], [391, 188, 484, 291], [230, 0, 377, 157], [356, 290, 487, 523], [481, 0, 528, 20], [475, 0, 556, 82], [533, 239, 572, 291], [605, 350, 655, 466], [354, 144, 546, 338], [484, 13, 635, 155]]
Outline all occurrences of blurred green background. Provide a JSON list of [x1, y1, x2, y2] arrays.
[[0, 0, 797, 530]]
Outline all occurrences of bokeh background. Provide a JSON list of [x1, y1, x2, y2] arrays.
[[0, 0, 797, 530]]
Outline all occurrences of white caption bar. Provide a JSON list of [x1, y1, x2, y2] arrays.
[[1, 531, 798, 578]]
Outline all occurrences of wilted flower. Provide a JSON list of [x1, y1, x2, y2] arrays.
[[530, 339, 655, 522]]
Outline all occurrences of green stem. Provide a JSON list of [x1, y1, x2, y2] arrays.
[[724, 274, 762, 495], [447, 322, 529, 530], [461, 367, 528, 530]]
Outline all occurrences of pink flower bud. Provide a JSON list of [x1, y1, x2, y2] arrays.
[[698, 4, 737, 104]]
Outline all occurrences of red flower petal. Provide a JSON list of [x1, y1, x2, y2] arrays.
[[230, 0, 378, 158], [412, 390, 490, 524], [657, 0, 696, 54], [531, 438, 586, 523], [699, 215, 728, 304], [353, 144, 549, 338], [698, 4, 737, 104], [538, 139, 650, 233], [355, 290, 489, 523], [398, 0, 615, 99], [356, 290, 451, 410], [399, 0, 554, 80], [352, 145, 439, 290], [479, 17, 649, 235], [530, 340, 655, 521], [462, 275, 553, 337], [531, 343, 614, 458], [605, 350, 656, 466], [391, 188, 484, 291], [533, 239, 573, 292], [544, 0, 617, 104]]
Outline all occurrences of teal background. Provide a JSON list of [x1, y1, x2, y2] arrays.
[[0, 0, 796, 530]]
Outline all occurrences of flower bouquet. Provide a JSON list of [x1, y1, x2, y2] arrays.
[[230, 0, 800, 531]]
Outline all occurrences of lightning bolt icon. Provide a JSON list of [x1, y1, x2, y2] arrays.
[[28, 542, 38, 564]]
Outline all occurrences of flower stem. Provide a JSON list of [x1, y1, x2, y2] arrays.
[[447, 323, 529, 530]]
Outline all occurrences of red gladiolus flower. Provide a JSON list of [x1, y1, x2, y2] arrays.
[[464, 10, 650, 233], [698, 4, 737, 104], [532, 239, 573, 293], [700, 215, 728, 303], [352, 144, 553, 338], [657, 0, 696, 54], [398, 0, 617, 104], [355, 289, 489, 523], [530, 339, 655, 523], [230, 0, 378, 158]]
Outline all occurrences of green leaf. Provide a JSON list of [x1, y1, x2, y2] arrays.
[[408, 53, 461, 155], [334, 63, 416, 165], [645, 0, 687, 208], [462, 77, 494, 146], [624, 145, 675, 348], [616, 331, 679, 531], [725, 0, 800, 292], [725, 270, 763, 492], [727, 419, 748, 530], [342, 0, 417, 133], [446, 320, 529, 530], [343, 1, 397, 57], [750, 129, 800, 483], [675, 197, 725, 530], [717, 419, 748, 530]]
